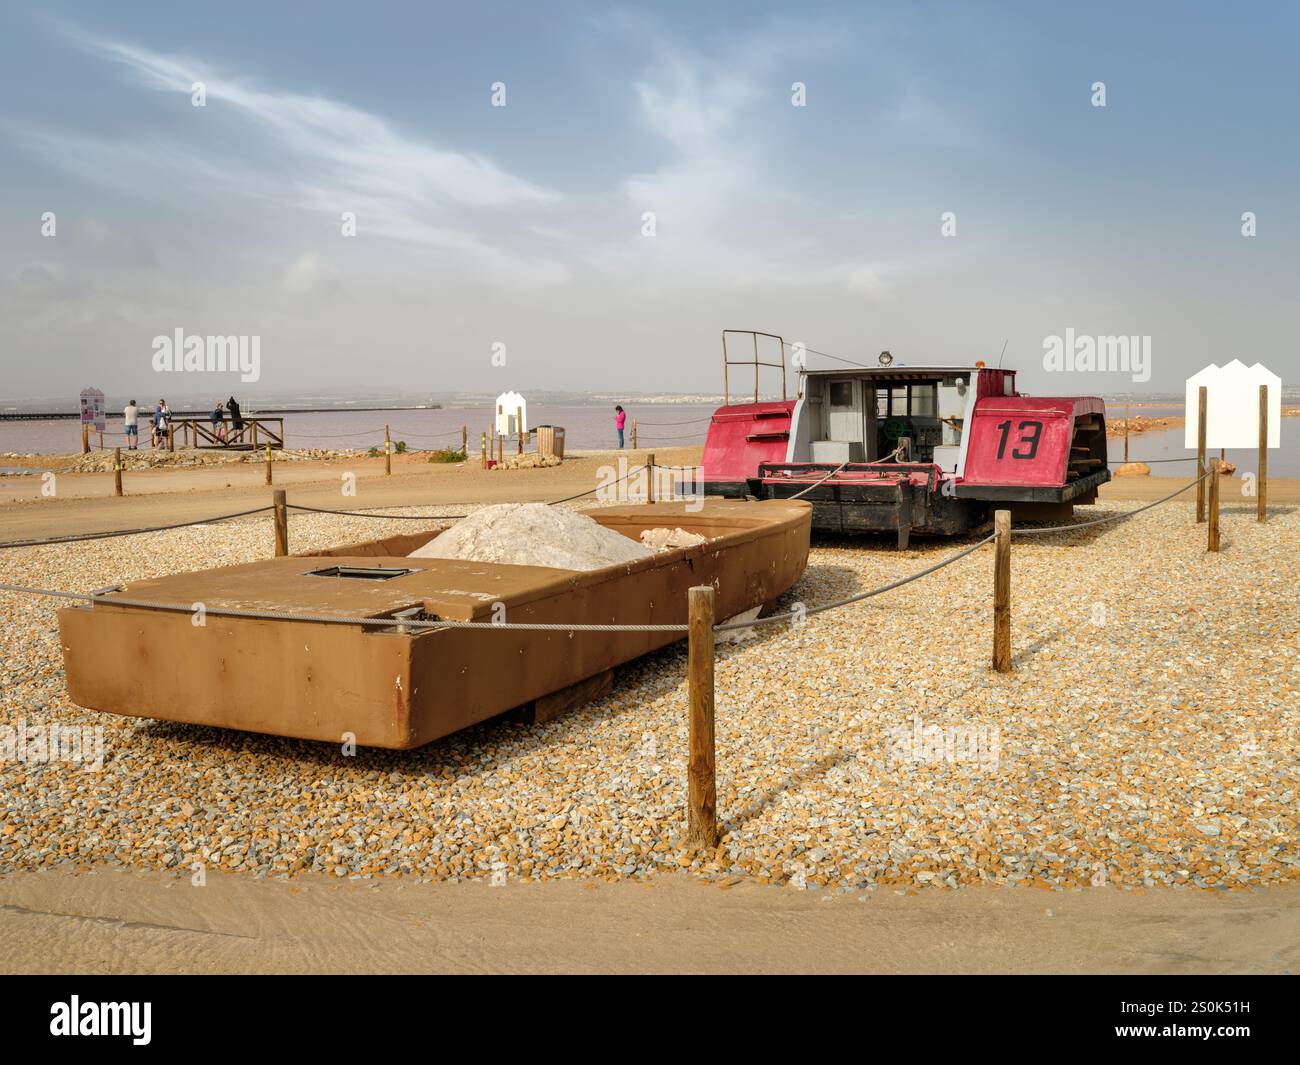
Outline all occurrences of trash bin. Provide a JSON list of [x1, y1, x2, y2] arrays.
[[536, 425, 566, 460]]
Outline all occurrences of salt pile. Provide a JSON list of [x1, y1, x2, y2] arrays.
[[408, 504, 653, 571], [639, 527, 707, 551]]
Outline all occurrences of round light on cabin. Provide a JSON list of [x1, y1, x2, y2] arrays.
[[975, 359, 986, 368], [878, 350, 893, 366]]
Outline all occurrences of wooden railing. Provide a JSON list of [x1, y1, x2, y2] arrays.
[[172, 417, 285, 450]]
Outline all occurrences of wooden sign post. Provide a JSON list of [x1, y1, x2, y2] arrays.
[[273, 489, 288, 557], [992, 510, 1012, 673], [686, 585, 719, 852], [1258, 384, 1268, 523], [1196, 386, 1207, 523], [1208, 456, 1221, 552]]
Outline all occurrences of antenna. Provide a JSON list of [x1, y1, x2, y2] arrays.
[[996, 339, 1009, 368]]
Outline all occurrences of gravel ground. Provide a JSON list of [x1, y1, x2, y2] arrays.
[[1, 497, 1296, 892]]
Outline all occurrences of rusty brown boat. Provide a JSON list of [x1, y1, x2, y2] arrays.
[[57, 499, 811, 749]]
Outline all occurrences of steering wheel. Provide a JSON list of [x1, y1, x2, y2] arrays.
[[881, 417, 910, 441]]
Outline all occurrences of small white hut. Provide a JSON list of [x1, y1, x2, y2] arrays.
[[495, 390, 528, 436]]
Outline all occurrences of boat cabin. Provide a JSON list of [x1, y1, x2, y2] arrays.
[[791, 361, 1018, 474]]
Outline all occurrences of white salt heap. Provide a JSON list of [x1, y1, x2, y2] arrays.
[[639, 527, 707, 551], [408, 504, 653, 571]]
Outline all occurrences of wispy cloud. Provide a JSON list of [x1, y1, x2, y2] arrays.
[[16, 27, 569, 287]]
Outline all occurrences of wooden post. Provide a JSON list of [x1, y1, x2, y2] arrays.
[[517, 406, 524, 454], [98, 431, 104, 450], [273, 489, 288, 557], [168, 424, 175, 452], [264, 444, 273, 485], [497, 431, 504, 468], [252, 421, 258, 449], [113, 447, 123, 497], [686, 585, 719, 852], [1123, 404, 1130, 463], [1196, 386, 1207, 523], [992, 509, 1012, 673], [1258, 384, 1268, 523], [646, 453, 655, 504], [1208, 457, 1221, 552], [461, 425, 467, 455], [481, 431, 487, 469], [81, 424, 89, 454], [631, 418, 638, 449], [384, 424, 392, 475]]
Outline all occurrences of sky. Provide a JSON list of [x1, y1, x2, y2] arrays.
[[1, 0, 1297, 401]]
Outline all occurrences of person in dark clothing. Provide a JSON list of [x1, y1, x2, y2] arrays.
[[227, 397, 243, 438]]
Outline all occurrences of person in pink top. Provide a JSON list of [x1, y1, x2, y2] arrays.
[[614, 405, 627, 448]]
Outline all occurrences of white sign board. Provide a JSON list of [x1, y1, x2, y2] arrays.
[[495, 390, 527, 436], [79, 387, 107, 432], [1184, 361, 1281, 449]]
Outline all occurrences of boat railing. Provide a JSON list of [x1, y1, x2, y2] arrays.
[[721, 329, 787, 405]]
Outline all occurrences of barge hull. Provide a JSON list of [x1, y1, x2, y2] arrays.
[[57, 500, 810, 749]]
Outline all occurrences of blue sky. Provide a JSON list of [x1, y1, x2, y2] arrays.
[[1, 0, 1297, 399]]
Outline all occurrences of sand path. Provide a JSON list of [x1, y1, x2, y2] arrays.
[[1, 867, 1294, 974]]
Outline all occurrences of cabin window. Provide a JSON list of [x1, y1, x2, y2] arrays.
[[911, 383, 937, 417], [828, 381, 853, 407]]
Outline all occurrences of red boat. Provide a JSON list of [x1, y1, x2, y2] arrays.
[[701, 330, 1110, 546]]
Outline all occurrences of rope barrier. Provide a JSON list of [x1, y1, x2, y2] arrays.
[[287, 504, 470, 520], [635, 416, 713, 426], [282, 464, 649, 519], [714, 535, 995, 631], [0, 506, 275, 551], [0, 584, 690, 632], [0, 534, 988, 635], [0, 466, 1215, 635], [1010, 468, 1209, 536]]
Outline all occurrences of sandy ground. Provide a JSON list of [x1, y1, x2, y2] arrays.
[[1, 866, 1295, 974], [2, 445, 1296, 542]]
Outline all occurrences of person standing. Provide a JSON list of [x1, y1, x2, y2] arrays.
[[210, 401, 226, 443], [227, 396, 243, 439], [152, 400, 170, 449], [615, 405, 627, 449], [123, 399, 139, 450]]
